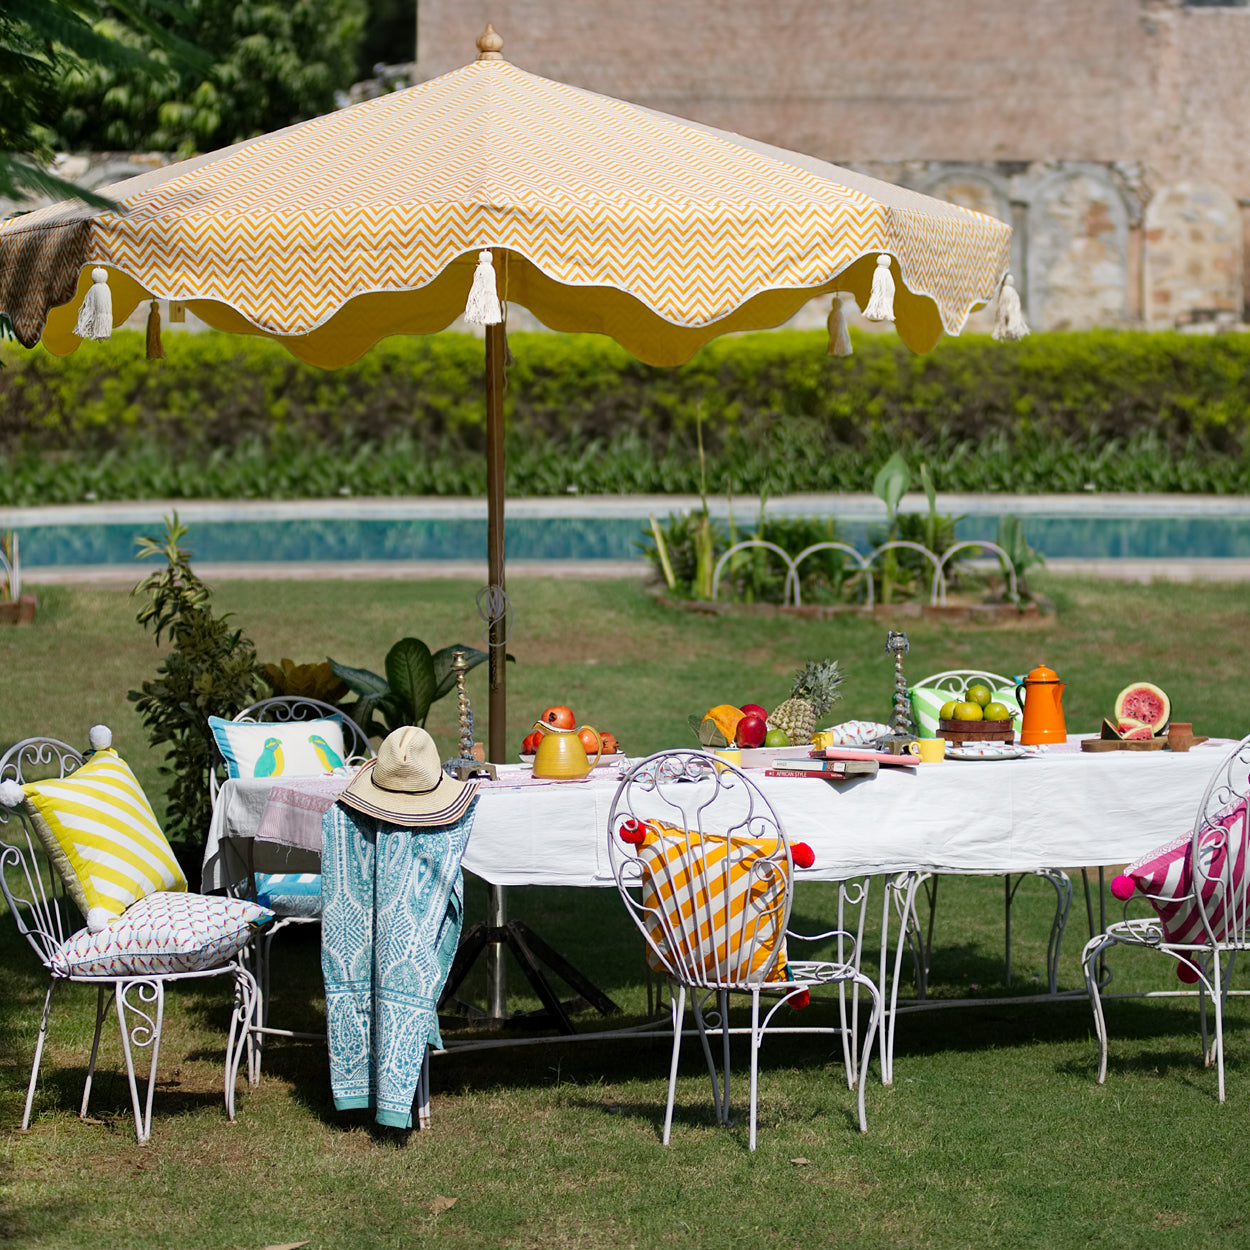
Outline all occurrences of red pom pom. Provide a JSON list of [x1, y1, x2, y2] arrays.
[[791, 842, 815, 869], [790, 988, 810, 1010], [1177, 959, 1201, 984], [618, 818, 646, 846], [1110, 874, 1136, 901]]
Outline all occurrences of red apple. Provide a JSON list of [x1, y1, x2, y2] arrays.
[[735, 713, 768, 748], [740, 703, 769, 720]]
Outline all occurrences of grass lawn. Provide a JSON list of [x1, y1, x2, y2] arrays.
[[1, 573, 1249, 1248]]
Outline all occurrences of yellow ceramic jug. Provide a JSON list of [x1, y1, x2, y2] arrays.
[[531, 721, 602, 779]]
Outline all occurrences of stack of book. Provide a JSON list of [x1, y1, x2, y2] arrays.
[[764, 757, 880, 782]]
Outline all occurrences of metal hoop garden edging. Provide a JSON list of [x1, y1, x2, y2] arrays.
[[710, 535, 1020, 610]]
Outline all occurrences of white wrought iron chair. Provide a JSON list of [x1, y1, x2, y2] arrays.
[[0, 731, 262, 1145], [1083, 734, 1250, 1101], [209, 697, 373, 1069], [608, 749, 882, 1150], [899, 669, 1074, 994]]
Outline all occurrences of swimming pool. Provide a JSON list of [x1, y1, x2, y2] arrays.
[[5, 494, 1250, 569]]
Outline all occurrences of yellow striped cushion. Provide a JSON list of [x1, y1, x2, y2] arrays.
[[638, 821, 790, 985], [22, 749, 187, 921]]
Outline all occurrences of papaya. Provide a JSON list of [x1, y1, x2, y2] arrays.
[[703, 704, 746, 742]]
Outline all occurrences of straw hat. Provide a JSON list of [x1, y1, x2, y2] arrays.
[[339, 726, 478, 827]]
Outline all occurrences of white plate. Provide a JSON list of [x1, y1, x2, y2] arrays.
[[945, 743, 1041, 761]]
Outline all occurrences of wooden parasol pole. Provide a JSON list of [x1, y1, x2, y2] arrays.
[[484, 257, 508, 1019]]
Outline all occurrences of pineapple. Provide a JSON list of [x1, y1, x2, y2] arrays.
[[770, 660, 844, 745]]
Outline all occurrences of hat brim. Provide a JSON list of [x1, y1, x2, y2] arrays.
[[338, 758, 478, 827]]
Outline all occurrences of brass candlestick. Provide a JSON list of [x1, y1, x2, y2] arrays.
[[447, 648, 496, 780], [874, 630, 918, 754]]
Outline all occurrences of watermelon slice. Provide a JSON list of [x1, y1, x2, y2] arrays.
[[1113, 683, 1171, 735]]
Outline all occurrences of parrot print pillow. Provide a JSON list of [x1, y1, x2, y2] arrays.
[[209, 716, 349, 780]]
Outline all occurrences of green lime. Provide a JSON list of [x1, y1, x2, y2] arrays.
[[939, 700, 959, 721], [764, 728, 791, 747], [983, 701, 1012, 722], [953, 701, 984, 721], [966, 684, 992, 708]]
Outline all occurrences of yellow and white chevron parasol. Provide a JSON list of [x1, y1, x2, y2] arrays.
[[0, 26, 1016, 761], [0, 28, 1010, 364]]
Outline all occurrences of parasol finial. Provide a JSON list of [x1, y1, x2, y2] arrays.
[[477, 25, 504, 61]]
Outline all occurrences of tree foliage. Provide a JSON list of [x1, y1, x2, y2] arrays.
[[128, 514, 262, 847], [1, 0, 208, 203], [52, 0, 366, 155]]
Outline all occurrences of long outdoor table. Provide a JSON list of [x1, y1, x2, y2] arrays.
[[203, 739, 1233, 1076], [205, 739, 1228, 888]]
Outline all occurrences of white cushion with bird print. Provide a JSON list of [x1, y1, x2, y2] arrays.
[[208, 716, 348, 780]]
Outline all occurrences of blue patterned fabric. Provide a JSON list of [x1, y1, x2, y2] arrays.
[[320, 798, 476, 1128], [254, 871, 322, 918]]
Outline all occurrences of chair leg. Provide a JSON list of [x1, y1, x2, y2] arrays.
[[1082, 936, 1112, 1085], [719, 989, 731, 1123], [81, 983, 114, 1119], [225, 964, 261, 1121], [115, 980, 164, 1147], [662, 985, 686, 1145], [690, 992, 725, 1124], [747, 989, 762, 1152], [1210, 951, 1226, 1103], [21, 981, 57, 1131], [853, 971, 883, 1133]]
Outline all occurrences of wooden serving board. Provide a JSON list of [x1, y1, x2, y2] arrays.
[[1080, 737, 1167, 752]]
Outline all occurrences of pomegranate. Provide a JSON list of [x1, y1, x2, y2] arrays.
[[735, 713, 768, 748], [541, 705, 575, 729], [577, 726, 601, 756], [521, 730, 542, 754], [599, 731, 620, 754]]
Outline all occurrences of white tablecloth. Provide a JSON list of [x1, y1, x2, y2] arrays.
[[202, 741, 1234, 890]]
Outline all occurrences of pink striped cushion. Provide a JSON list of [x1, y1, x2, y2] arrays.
[[1118, 799, 1249, 980]]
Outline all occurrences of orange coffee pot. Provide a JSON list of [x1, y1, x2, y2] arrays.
[[1015, 663, 1067, 745], [530, 720, 602, 779]]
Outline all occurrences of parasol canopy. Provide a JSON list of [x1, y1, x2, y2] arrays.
[[0, 30, 1011, 362]]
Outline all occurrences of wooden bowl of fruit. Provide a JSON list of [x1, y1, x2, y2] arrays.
[[938, 717, 1015, 746]]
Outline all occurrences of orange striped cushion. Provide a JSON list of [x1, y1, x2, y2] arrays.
[[636, 821, 791, 984]]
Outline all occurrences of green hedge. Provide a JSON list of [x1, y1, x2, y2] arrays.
[[2, 326, 1250, 502]]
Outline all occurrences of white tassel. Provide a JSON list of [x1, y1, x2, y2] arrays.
[[826, 294, 852, 357], [862, 255, 896, 323], [88, 725, 113, 752], [0, 779, 26, 809], [73, 268, 114, 341], [993, 274, 1030, 342], [464, 250, 502, 326]]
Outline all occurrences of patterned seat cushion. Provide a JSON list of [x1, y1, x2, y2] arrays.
[[254, 871, 322, 919], [21, 749, 187, 921], [52, 892, 274, 978], [209, 716, 348, 780], [636, 821, 791, 985], [1113, 797, 1249, 981], [909, 685, 1022, 738]]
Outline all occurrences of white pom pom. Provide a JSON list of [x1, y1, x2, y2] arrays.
[[88, 725, 113, 751], [73, 268, 114, 342], [86, 907, 113, 934], [464, 250, 502, 326], [862, 254, 896, 323], [0, 780, 26, 808]]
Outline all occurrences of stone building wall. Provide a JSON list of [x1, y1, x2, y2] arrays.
[[416, 0, 1250, 332]]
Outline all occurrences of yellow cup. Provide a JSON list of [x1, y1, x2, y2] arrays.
[[712, 748, 742, 773], [907, 737, 946, 763]]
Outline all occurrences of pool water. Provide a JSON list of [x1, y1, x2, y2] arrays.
[[14, 512, 1250, 567]]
